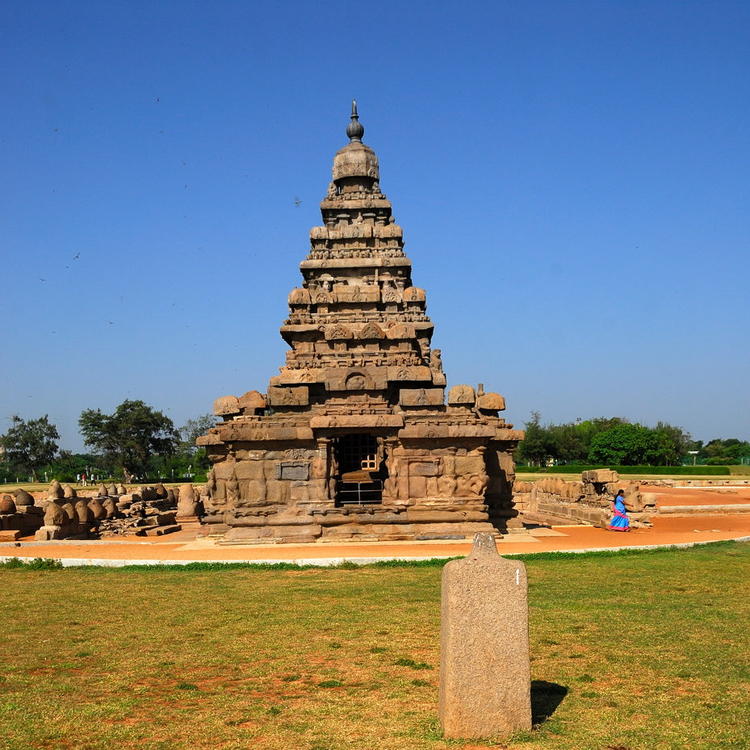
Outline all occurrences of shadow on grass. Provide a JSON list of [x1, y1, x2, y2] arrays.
[[531, 680, 568, 725]]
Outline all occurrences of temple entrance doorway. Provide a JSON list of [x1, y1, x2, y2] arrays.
[[333, 433, 384, 506]]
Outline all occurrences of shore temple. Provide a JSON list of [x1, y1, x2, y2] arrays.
[[197, 103, 524, 543]]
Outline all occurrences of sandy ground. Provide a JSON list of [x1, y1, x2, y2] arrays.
[[2, 487, 749, 565], [646, 484, 750, 506]]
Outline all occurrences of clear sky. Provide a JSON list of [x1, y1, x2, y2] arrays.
[[2, 1, 748, 452]]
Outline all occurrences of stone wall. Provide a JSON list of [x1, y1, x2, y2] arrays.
[[514, 469, 655, 528]]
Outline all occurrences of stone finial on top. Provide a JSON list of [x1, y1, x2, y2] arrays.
[[469, 531, 498, 558], [346, 99, 364, 142]]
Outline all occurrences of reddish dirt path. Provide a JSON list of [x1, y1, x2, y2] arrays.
[[2, 487, 748, 564], [643, 484, 750, 507]]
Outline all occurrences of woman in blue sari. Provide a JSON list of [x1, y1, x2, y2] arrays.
[[608, 489, 630, 532]]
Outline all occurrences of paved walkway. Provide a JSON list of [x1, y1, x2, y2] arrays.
[[2, 511, 749, 567]]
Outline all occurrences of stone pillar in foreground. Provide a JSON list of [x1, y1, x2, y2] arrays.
[[439, 532, 532, 739]]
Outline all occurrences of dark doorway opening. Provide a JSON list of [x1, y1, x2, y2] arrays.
[[333, 434, 384, 506]]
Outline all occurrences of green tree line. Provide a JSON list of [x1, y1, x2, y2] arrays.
[[0, 401, 216, 483], [516, 412, 750, 467]]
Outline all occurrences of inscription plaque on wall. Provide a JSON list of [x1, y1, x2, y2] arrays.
[[277, 461, 310, 481]]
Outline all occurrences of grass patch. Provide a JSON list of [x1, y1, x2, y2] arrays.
[[393, 657, 433, 670], [0, 542, 747, 749]]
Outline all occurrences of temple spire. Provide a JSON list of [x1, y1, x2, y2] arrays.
[[346, 99, 364, 142]]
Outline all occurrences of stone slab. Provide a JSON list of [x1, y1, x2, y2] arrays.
[[439, 533, 531, 739]]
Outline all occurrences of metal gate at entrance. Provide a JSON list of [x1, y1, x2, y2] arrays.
[[333, 434, 383, 506]]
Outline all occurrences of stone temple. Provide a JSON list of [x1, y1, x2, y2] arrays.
[[197, 103, 524, 543]]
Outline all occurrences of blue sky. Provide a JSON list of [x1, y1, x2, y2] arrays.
[[1, 1, 748, 451]]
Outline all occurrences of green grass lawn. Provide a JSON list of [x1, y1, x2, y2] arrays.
[[1, 543, 748, 750]]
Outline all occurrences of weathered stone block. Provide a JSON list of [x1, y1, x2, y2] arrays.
[[399, 388, 444, 407], [214, 395, 241, 416], [440, 533, 531, 739], [454, 455, 485, 476], [289, 482, 311, 503], [276, 461, 310, 481], [582, 469, 618, 484], [409, 460, 441, 477], [408, 476, 427, 497], [447, 384, 476, 405], [477, 392, 505, 411], [234, 460, 265, 480], [267, 386, 309, 406]]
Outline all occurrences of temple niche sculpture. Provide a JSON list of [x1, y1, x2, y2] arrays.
[[197, 103, 524, 543]]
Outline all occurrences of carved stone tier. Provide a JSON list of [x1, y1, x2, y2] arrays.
[[198, 103, 524, 543]]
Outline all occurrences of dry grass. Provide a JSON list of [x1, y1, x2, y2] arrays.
[[0, 543, 748, 750]]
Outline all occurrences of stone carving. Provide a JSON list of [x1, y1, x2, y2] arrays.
[[403, 286, 426, 303], [324, 323, 353, 340], [0, 495, 16, 514], [44, 501, 67, 526], [226, 470, 240, 505], [14, 489, 34, 507], [205, 468, 216, 498], [359, 322, 385, 340], [448, 385, 476, 405], [399, 388, 444, 407], [47, 480, 64, 500], [62, 484, 77, 499], [345, 372, 367, 391], [102, 498, 117, 519], [239, 390, 267, 411], [88, 498, 106, 521], [477, 392, 505, 412], [288, 288, 311, 305], [177, 484, 199, 517], [267, 386, 309, 406], [194, 105, 524, 543], [214, 395, 241, 417]]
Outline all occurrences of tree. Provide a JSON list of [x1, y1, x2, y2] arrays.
[[0, 415, 60, 480], [179, 414, 218, 447], [517, 412, 553, 466], [79, 400, 178, 479], [588, 423, 658, 466]]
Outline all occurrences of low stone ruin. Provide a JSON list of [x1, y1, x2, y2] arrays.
[[0, 489, 45, 541], [514, 469, 655, 528], [24, 481, 205, 540], [95, 483, 184, 537]]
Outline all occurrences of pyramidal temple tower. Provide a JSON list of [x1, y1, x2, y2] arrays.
[[197, 103, 524, 543]]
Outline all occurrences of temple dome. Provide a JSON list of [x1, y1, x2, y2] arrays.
[[331, 100, 379, 184], [332, 140, 379, 182]]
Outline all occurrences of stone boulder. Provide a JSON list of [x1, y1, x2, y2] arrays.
[[75, 500, 94, 525], [47, 480, 64, 500], [0, 495, 17, 514], [214, 395, 241, 417], [102, 498, 118, 519], [44, 501, 67, 526], [582, 469, 619, 484], [61, 502, 77, 521], [14, 489, 34, 507], [88, 498, 106, 521]]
